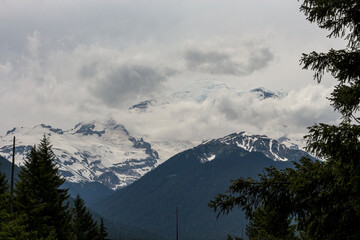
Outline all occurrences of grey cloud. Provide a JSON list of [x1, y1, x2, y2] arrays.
[[80, 62, 98, 79], [247, 48, 274, 73], [217, 97, 239, 120], [0, 0, 184, 62], [91, 65, 166, 108], [185, 50, 242, 75], [184, 48, 274, 76]]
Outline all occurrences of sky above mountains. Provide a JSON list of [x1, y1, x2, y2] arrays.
[[0, 0, 344, 143]]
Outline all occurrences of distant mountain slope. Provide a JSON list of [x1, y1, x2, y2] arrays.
[[0, 155, 20, 182], [0, 119, 196, 207], [94, 133, 312, 240]]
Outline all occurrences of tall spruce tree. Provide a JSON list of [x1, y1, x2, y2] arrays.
[[0, 169, 7, 196], [14, 135, 71, 239], [0, 165, 8, 212], [0, 165, 9, 234], [71, 194, 99, 240], [98, 218, 109, 240], [297, 1, 360, 238], [0, 158, 48, 239], [209, 1, 360, 239]]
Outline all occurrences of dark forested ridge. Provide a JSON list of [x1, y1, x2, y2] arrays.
[[94, 138, 309, 240]]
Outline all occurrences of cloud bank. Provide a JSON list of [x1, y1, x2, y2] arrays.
[[119, 83, 338, 146], [0, 0, 343, 145], [0, 30, 338, 145]]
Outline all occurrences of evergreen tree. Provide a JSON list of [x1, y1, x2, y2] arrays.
[[0, 168, 8, 196], [0, 212, 47, 240], [0, 165, 9, 213], [0, 163, 40, 239], [0, 165, 10, 236], [297, 0, 360, 238], [245, 206, 298, 240], [210, 1, 360, 239], [98, 218, 109, 240], [71, 194, 99, 240], [14, 135, 71, 239]]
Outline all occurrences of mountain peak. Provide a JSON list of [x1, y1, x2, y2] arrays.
[[129, 81, 288, 111], [250, 87, 286, 99], [202, 132, 304, 162], [40, 124, 64, 135], [129, 100, 155, 111], [71, 120, 130, 137], [0, 120, 159, 190]]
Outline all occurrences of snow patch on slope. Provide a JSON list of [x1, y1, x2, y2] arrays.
[[0, 120, 159, 190], [203, 131, 302, 162]]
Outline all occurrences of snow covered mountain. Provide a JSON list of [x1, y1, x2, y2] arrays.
[[0, 119, 304, 193], [250, 87, 286, 99], [95, 131, 312, 240], [0, 81, 295, 194], [0, 120, 160, 190], [129, 80, 286, 111], [200, 132, 304, 163]]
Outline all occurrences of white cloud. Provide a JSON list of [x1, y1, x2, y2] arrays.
[[116, 83, 338, 147]]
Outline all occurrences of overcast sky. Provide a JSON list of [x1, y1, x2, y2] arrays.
[[0, 0, 345, 143]]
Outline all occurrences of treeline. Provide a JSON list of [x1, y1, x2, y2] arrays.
[[0, 136, 109, 240]]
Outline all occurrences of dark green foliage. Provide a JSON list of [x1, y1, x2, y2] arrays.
[[299, 0, 360, 123], [245, 206, 297, 240], [300, 0, 360, 237], [0, 165, 9, 214], [0, 164, 39, 239], [0, 212, 52, 240], [0, 169, 8, 196], [0, 136, 107, 240], [14, 135, 71, 239], [99, 218, 109, 240], [1, 138, 110, 239], [210, 1, 360, 239], [209, 157, 353, 239], [71, 194, 100, 240], [300, 0, 360, 48]]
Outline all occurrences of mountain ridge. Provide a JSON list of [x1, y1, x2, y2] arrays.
[[0, 121, 305, 192], [94, 132, 312, 240], [0, 120, 160, 190]]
